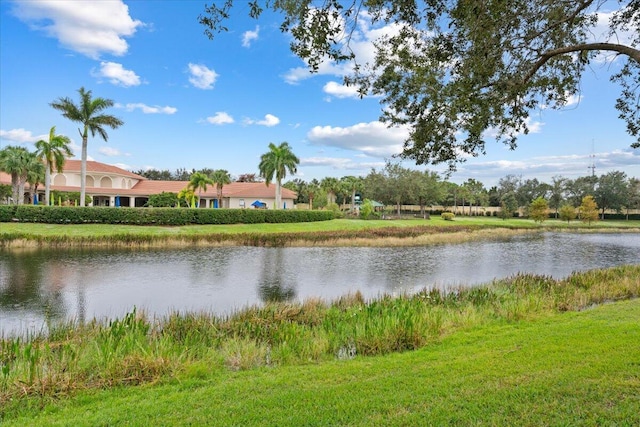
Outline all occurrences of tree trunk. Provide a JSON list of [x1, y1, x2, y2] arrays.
[[80, 134, 88, 207], [351, 189, 356, 213], [45, 163, 51, 206], [276, 181, 282, 209], [11, 174, 19, 205], [18, 173, 27, 205]]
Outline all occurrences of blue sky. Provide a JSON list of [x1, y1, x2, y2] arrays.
[[1, 1, 638, 187]]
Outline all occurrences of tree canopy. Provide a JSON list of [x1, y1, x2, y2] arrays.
[[259, 142, 300, 209], [50, 87, 123, 206], [200, 0, 640, 169]]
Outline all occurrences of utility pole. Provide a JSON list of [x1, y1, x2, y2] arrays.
[[588, 140, 596, 177]]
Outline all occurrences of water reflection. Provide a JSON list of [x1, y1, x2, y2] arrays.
[[1, 232, 638, 336], [258, 249, 297, 302], [0, 251, 67, 323]]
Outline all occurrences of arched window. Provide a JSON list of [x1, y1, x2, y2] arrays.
[[100, 176, 112, 188], [53, 174, 66, 186], [86, 176, 95, 187]]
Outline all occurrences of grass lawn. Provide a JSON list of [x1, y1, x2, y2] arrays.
[[4, 299, 639, 426], [2, 216, 639, 237]]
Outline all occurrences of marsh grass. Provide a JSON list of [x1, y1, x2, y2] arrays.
[[2, 218, 639, 249], [1, 264, 638, 416]]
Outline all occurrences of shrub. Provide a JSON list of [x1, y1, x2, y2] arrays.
[[559, 204, 577, 223], [529, 197, 549, 223], [0, 205, 16, 221], [4, 206, 335, 225], [146, 192, 180, 208], [360, 199, 375, 220], [325, 203, 344, 219], [441, 212, 455, 221]]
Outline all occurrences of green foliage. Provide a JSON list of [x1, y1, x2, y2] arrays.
[[50, 191, 91, 206], [0, 205, 16, 222], [50, 87, 123, 206], [359, 199, 376, 220], [146, 192, 180, 208], [325, 202, 344, 218], [529, 197, 549, 223], [201, 1, 640, 169], [441, 212, 455, 221], [1, 265, 638, 419], [0, 184, 11, 201], [559, 204, 577, 223], [4, 206, 335, 226], [259, 142, 300, 209], [499, 192, 518, 220], [579, 195, 599, 225]]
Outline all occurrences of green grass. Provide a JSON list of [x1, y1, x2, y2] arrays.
[[3, 298, 639, 426], [2, 265, 639, 424], [2, 217, 639, 248]]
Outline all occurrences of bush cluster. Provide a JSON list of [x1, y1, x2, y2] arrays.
[[441, 212, 455, 221], [0, 206, 335, 225]]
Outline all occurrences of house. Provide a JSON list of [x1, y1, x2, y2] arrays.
[[0, 160, 297, 208]]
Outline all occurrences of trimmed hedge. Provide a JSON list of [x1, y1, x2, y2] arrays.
[[602, 213, 640, 220], [1, 206, 335, 225]]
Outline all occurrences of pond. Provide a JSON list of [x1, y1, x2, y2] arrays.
[[1, 232, 639, 337]]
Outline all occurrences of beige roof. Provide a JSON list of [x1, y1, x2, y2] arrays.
[[1, 162, 297, 199]]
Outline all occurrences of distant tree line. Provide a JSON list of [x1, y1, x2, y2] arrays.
[[134, 168, 260, 183], [280, 163, 640, 220]]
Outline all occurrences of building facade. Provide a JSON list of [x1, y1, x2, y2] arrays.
[[0, 160, 297, 208]]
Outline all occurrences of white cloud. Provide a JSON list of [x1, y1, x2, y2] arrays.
[[92, 62, 141, 87], [0, 128, 46, 143], [282, 12, 404, 85], [453, 147, 640, 186], [187, 63, 218, 89], [300, 156, 385, 170], [98, 146, 123, 157], [590, 11, 636, 63], [245, 114, 280, 127], [206, 112, 234, 125], [323, 81, 361, 99], [483, 117, 544, 139], [112, 162, 132, 170], [307, 121, 407, 157], [118, 103, 177, 114], [565, 93, 582, 108], [242, 26, 259, 47], [11, 0, 142, 59]]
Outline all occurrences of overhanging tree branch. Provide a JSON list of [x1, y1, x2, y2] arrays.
[[524, 43, 640, 84]]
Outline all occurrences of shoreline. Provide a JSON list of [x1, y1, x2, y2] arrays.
[[1, 225, 639, 250]]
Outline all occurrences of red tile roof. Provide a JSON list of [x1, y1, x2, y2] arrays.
[[63, 160, 146, 180], [1, 162, 296, 199]]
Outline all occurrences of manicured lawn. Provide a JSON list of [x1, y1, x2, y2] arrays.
[[2, 216, 639, 237], [4, 299, 639, 426]]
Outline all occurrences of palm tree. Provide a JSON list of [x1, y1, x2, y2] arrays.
[[0, 146, 35, 205], [210, 169, 231, 208], [178, 187, 196, 208], [26, 156, 45, 204], [35, 126, 73, 206], [50, 87, 123, 206], [305, 180, 320, 210], [321, 176, 340, 205], [341, 175, 364, 213], [188, 171, 214, 208], [258, 142, 299, 209]]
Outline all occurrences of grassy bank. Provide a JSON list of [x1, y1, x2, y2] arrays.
[[2, 217, 639, 248], [2, 265, 639, 423]]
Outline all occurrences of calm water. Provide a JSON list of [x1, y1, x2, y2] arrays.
[[1, 232, 639, 336]]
